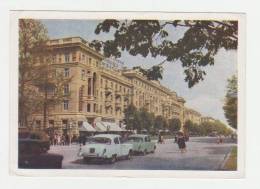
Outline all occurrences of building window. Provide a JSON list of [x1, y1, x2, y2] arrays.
[[100, 105, 102, 113], [78, 52, 81, 61], [81, 69, 85, 80], [94, 104, 96, 113], [89, 57, 92, 65], [49, 120, 54, 127], [64, 84, 69, 95], [87, 78, 92, 95], [35, 120, 41, 128], [52, 55, 56, 64], [87, 104, 91, 112], [82, 54, 85, 62], [64, 68, 70, 77], [65, 53, 70, 63], [63, 100, 69, 110], [72, 52, 77, 61]]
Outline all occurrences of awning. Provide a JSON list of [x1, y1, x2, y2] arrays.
[[95, 122, 107, 132], [102, 122, 124, 132], [78, 121, 96, 132]]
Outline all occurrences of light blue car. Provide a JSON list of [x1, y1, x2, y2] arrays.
[[126, 134, 156, 155]]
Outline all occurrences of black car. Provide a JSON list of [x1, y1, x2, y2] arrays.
[[18, 131, 63, 169]]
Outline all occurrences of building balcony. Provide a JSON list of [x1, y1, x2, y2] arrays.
[[83, 95, 96, 101], [105, 86, 113, 96], [115, 102, 121, 109], [105, 100, 112, 108], [115, 90, 122, 98]]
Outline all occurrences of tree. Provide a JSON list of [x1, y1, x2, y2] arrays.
[[90, 20, 238, 87], [168, 118, 181, 133], [223, 75, 237, 129], [19, 19, 49, 127], [154, 115, 168, 131], [183, 120, 193, 134], [124, 104, 138, 130], [138, 108, 155, 132], [19, 19, 71, 129]]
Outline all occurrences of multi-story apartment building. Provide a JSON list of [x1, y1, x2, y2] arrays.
[[29, 37, 186, 136]]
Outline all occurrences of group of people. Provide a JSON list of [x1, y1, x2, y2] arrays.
[[49, 133, 78, 146], [158, 132, 187, 153]]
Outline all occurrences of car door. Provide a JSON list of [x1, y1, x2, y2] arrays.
[[119, 137, 127, 156], [113, 137, 121, 157], [146, 136, 153, 152]]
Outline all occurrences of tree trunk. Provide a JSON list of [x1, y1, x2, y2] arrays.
[[43, 84, 48, 130]]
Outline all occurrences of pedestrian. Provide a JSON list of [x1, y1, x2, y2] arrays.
[[177, 132, 187, 153], [158, 133, 162, 144]]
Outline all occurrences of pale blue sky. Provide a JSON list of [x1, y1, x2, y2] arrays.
[[41, 19, 237, 126]]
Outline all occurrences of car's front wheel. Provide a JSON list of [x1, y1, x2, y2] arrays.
[[151, 146, 156, 153], [127, 150, 133, 160], [109, 155, 117, 164], [142, 149, 147, 155]]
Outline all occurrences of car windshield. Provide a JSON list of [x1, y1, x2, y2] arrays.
[[127, 137, 143, 142], [90, 137, 111, 144]]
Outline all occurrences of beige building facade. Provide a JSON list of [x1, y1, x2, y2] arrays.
[[184, 107, 202, 125], [30, 37, 186, 135], [201, 116, 216, 123]]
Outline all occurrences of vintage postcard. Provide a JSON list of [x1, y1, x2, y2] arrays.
[[9, 11, 246, 178]]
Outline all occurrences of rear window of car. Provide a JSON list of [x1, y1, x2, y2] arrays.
[[128, 137, 143, 142], [90, 137, 111, 144]]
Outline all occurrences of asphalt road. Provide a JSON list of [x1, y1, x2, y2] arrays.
[[49, 137, 237, 170]]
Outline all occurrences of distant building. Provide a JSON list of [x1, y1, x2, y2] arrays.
[[184, 107, 202, 125], [29, 37, 186, 136], [201, 116, 215, 123]]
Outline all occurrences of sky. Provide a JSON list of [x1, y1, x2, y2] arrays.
[[41, 19, 237, 126]]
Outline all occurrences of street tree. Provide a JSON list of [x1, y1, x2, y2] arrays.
[[223, 75, 237, 129], [124, 104, 138, 130], [138, 107, 155, 132], [19, 19, 49, 127], [154, 115, 168, 132], [90, 20, 238, 87], [168, 118, 181, 133], [19, 19, 71, 129]]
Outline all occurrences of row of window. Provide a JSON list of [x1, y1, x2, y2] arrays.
[[100, 78, 130, 94], [64, 100, 123, 116], [51, 52, 100, 68]]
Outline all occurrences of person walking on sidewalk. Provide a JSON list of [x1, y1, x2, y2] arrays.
[[177, 132, 187, 153]]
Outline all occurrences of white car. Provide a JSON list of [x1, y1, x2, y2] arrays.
[[78, 134, 133, 163]]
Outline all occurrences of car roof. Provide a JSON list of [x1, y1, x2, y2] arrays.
[[93, 134, 121, 139], [129, 134, 148, 138]]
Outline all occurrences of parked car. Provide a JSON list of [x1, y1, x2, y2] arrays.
[[18, 130, 63, 169], [78, 134, 133, 163], [126, 134, 156, 155]]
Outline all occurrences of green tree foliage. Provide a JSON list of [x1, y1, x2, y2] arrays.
[[90, 20, 238, 87], [19, 19, 71, 128], [154, 115, 168, 131], [19, 19, 49, 127], [168, 118, 181, 133], [184, 120, 233, 136], [223, 75, 237, 129]]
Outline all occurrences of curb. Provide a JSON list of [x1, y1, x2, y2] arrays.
[[219, 149, 232, 170]]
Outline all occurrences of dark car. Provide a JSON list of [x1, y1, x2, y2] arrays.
[[18, 131, 63, 169]]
